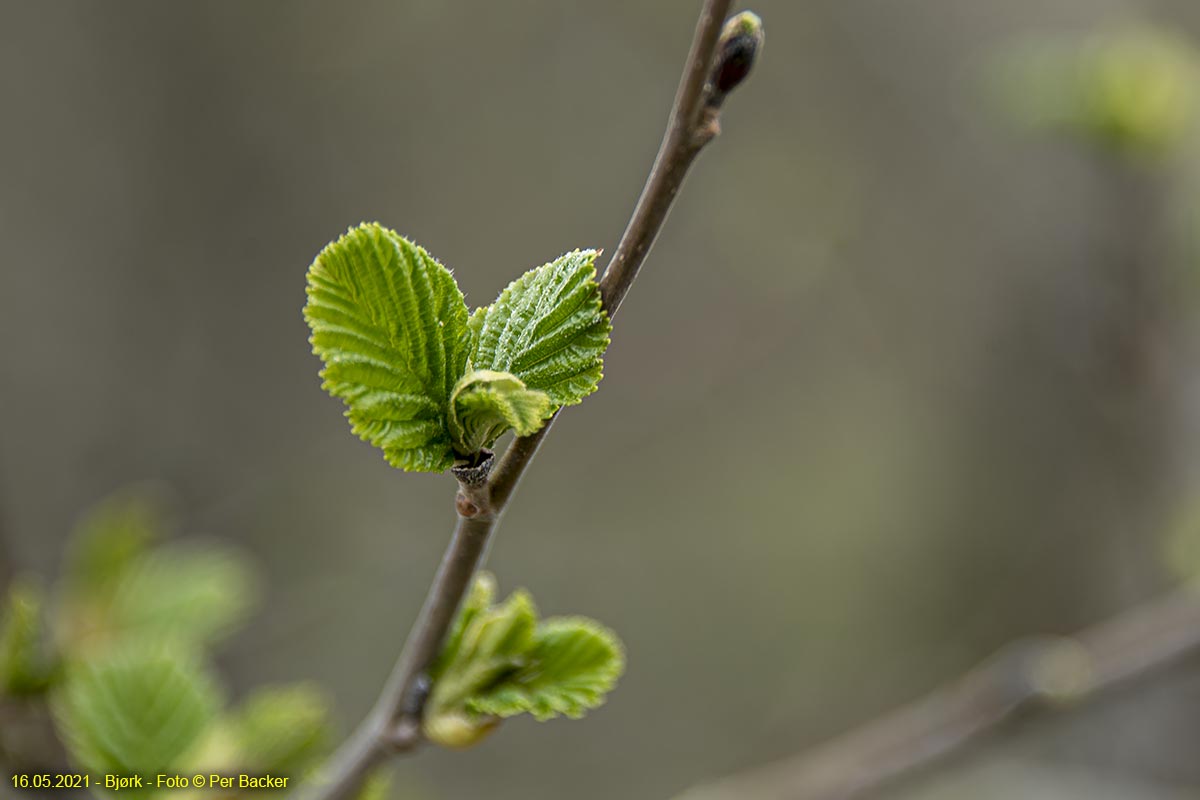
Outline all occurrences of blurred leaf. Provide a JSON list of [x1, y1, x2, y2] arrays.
[[1164, 495, 1200, 583], [106, 541, 257, 648], [304, 222, 471, 473], [447, 370, 553, 455], [424, 574, 624, 748], [0, 579, 56, 695], [468, 617, 624, 722], [354, 769, 392, 800], [468, 249, 611, 409], [62, 487, 168, 606], [53, 644, 220, 790], [995, 27, 1200, 158], [230, 683, 332, 775]]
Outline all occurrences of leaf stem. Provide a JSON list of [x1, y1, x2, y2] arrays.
[[300, 3, 751, 798]]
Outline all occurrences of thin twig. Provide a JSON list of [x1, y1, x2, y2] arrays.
[[675, 588, 1200, 800], [302, 3, 755, 799]]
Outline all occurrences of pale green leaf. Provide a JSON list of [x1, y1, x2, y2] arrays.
[[468, 250, 611, 408], [107, 542, 257, 648], [467, 617, 625, 721], [305, 223, 471, 472], [53, 645, 220, 788], [231, 683, 332, 774], [447, 370, 553, 455], [0, 579, 55, 695]]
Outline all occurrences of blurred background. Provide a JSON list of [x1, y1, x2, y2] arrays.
[[6, 0, 1200, 798]]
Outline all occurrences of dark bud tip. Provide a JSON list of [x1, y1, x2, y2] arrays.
[[713, 11, 764, 97], [451, 449, 494, 487]]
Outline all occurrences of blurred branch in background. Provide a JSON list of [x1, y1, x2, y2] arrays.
[[677, 586, 1200, 800]]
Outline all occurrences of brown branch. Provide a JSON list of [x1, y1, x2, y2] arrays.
[[301, 4, 761, 799], [675, 588, 1200, 800]]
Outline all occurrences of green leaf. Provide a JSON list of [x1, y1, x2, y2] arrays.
[[468, 617, 625, 721], [468, 250, 611, 409], [230, 684, 332, 774], [106, 541, 257, 648], [53, 645, 220, 789], [305, 223, 471, 472], [0, 579, 56, 695], [423, 574, 625, 748], [447, 370, 553, 455]]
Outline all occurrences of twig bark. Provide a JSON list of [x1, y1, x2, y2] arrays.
[[675, 588, 1200, 800], [302, 3, 756, 798]]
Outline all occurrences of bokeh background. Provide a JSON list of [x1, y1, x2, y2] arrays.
[[6, 0, 1200, 798]]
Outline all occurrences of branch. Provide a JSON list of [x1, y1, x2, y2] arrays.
[[301, 4, 762, 799], [675, 588, 1200, 800]]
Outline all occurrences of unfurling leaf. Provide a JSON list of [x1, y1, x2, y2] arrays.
[[426, 588, 537, 716], [0, 579, 55, 695], [230, 683, 332, 774], [305, 223, 471, 472], [53, 645, 220, 788], [430, 571, 497, 681], [468, 250, 611, 409], [467, 617, 625, 721], [448, 370, 553, 455], [423, 573, 624, 748]]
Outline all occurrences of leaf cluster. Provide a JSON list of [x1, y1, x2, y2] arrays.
[[304, 223, 611, 471], [423, 573, 624, 748]]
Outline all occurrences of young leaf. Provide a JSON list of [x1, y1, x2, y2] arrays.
[[0, 579, 55, 695], [468, 250, 611, 409], [447, 370, 553, 455], [468, 617, 625, 721], [53, 645, 220, 788], [426, 589, 537, 716], [423, 574, 625, 748], [106, 541, 257, 648], [230, 683, 332, 774], [305, 223, 471, 472], [429, 571, 497, 682]]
